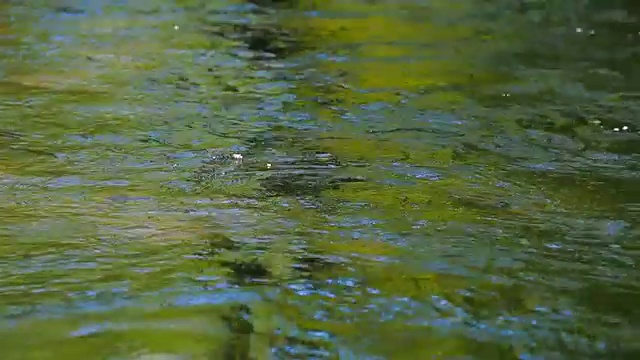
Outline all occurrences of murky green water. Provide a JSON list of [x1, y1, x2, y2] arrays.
[[1, 0, 639, 358]]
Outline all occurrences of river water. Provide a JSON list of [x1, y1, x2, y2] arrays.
[[1, 1, 639, 359]]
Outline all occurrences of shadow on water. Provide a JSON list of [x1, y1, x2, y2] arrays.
[[0, 0, 639, 359]]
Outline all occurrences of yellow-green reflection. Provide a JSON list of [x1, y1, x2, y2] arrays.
[[0, 0, 638, 359]]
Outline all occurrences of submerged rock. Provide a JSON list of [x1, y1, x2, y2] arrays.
[[260, 172, 366, 197], [201, 20, 302, 59], [191, 147, 366, 198]]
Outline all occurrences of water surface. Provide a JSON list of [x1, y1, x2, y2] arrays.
[[1, 0, 639, 359]]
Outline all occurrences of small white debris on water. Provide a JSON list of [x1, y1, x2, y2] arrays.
[[613, 127, 620, 132], [622, 126, 629, 131], [589, 29, 595, 35], [576, 27, 583, 33], [266, 163, 272, 169], [173, 25, 179, 30], [232, 153, 243, 160]]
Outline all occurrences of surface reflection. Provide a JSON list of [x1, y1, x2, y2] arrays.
[[0, 0, 638, 359]]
